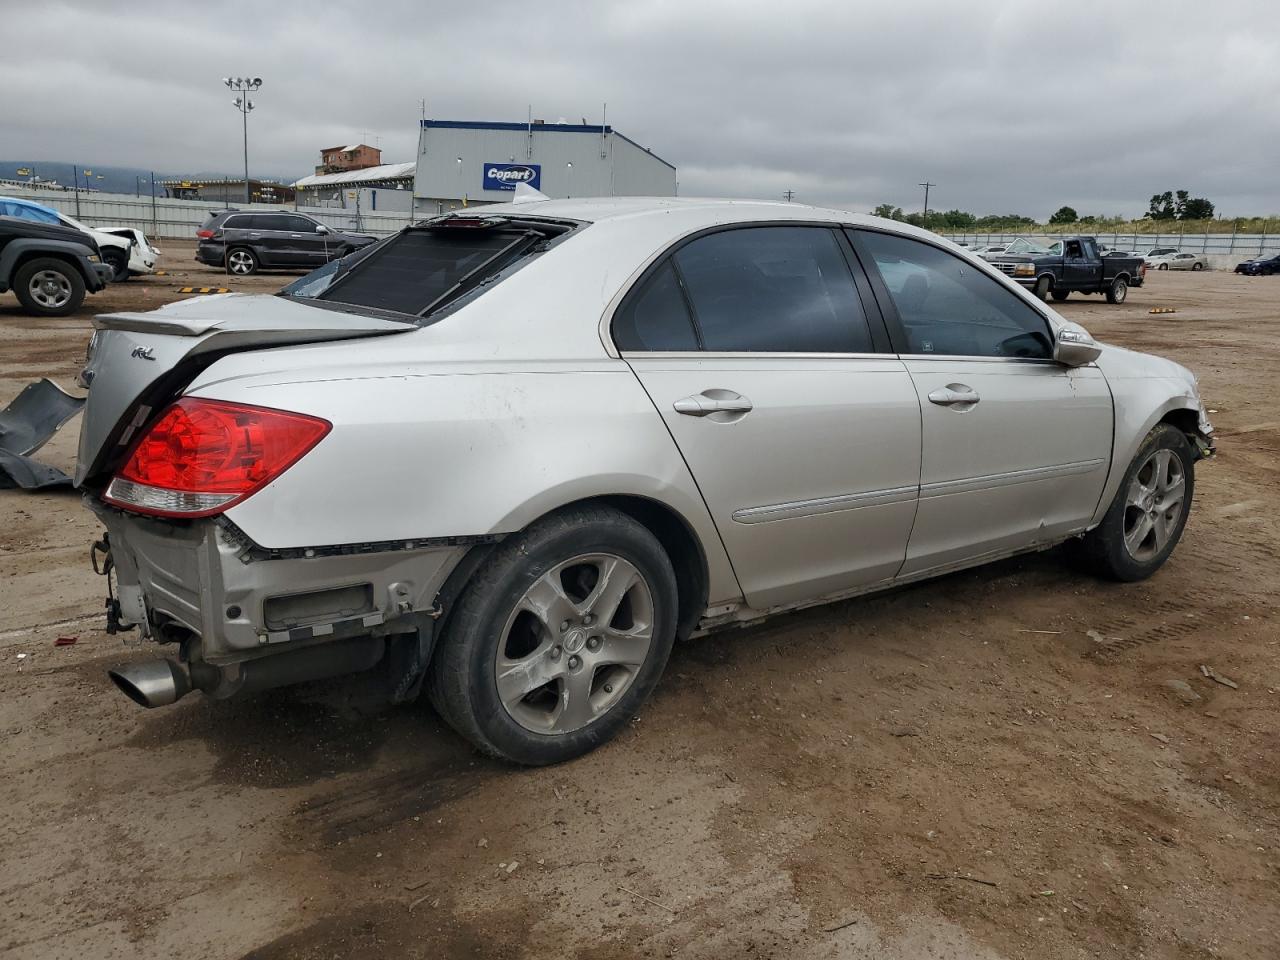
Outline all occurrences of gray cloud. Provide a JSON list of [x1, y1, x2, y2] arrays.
[[1, 0, 1276, 218]]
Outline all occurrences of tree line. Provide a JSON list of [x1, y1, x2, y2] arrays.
[[872, 189, 1218, 230]]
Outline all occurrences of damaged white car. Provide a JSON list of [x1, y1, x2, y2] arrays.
[[77, 198, 1214, 765]]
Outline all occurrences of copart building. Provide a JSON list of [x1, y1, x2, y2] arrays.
[[413, 118, 676, 216]]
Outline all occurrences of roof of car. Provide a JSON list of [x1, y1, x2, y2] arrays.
[[441, 196, 945, 242]]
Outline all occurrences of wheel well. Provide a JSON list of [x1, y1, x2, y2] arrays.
[[1159, 407, 1200, 444], [592, 495, 709, 642], [13, 249, 83, 280]]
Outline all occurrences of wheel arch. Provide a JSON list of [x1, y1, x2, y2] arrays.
[[449, 493, 713, 644]]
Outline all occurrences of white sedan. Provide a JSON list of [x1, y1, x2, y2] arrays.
[[1146, 251, 1208, 271], [76, 198, 1214, 765]]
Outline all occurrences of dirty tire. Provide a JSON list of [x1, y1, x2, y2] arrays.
[[427, 504, 678, 766], [1106, 277, 1128, 304], [12, 257, 86, 317], [1051, 289, 1070, 302], [1033, 276, 1052, 301], [1068, 423, 1195, 582]]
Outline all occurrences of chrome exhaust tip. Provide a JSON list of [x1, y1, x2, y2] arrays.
[[107, 659, 193, 708]]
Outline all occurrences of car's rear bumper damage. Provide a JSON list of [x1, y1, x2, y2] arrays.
[[87, 496, 477, 704]]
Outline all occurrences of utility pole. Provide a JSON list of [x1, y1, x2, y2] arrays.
[[224, 77, 263, 204], [783, 189, 796, 202], [72, 164, 81, 218], [919, 181, 934, 225]]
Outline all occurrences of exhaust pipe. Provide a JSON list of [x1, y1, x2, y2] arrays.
[[108, 659, 194, 708], [107, 637, 385, 707]]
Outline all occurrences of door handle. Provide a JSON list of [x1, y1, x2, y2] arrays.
[[674, 390, 753, 418], [927, 384, 981, 407]]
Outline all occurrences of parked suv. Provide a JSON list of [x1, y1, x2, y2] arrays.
[[195, 209, 376, 275]]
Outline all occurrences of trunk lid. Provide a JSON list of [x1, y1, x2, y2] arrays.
[[75, 293, 412, 486]]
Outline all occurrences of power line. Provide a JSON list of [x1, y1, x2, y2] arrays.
[[783, 189, 796, 202]]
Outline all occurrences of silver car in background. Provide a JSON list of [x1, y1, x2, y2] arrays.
[[77, 198, 1214, 765], [1146, 250, 1208, 271]]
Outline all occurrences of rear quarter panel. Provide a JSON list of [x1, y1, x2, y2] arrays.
[[191, 350, 742, 606]]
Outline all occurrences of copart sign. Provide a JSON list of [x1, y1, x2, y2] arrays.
[[483, 163, 541, 192]]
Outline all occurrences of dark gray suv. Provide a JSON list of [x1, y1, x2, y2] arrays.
[[195, 209, 377, 275]]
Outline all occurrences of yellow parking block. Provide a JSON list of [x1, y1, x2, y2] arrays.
[[1149, 307, 1177, 315], [178, 286, 231, 294]]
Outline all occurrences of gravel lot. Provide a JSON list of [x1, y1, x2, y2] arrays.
[[1, 245, 1276, 959]]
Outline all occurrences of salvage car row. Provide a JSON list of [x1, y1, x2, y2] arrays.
[[0, 195, 162, 316]]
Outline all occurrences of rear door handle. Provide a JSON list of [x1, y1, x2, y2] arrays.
[[927, 384, 981, 407], [674, 391, 753, 418]]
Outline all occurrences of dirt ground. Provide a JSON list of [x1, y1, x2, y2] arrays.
[[1, 245, 1276, 960]]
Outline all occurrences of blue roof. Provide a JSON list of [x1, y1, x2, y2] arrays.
[[420, 119, 675, 171], [0, 195, 61, 225]]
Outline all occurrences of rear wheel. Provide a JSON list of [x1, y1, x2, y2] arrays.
[[1051, 289, 1070, 302], [1106, 276, 1128, 304], [1192, 262, 1204, 271], [226, 247, 258, 276], [1068, 424, 1194, 581], [428, 504, 679, 765], [12, 257, 86, 317], [102, 248, 130, 282]]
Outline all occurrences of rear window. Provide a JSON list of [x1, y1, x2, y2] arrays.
[[280, 217, 575, 320]]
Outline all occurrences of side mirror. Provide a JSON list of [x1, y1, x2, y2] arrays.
[[315, 224, 330, 234], [1054, 327, 1102, 366]]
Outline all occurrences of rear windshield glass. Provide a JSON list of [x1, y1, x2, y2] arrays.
[[280, 217, 575, 321]]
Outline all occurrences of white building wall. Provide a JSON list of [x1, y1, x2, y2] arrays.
[[414, 122, 675, 209]]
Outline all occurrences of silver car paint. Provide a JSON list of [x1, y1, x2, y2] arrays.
[[80, 198, 1212, 675]]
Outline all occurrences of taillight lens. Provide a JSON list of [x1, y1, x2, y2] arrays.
[[104, 398, 331, 518], [196, 229, 215, 239]]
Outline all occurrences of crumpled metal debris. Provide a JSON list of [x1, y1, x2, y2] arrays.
[[0, 379, 85, 490]]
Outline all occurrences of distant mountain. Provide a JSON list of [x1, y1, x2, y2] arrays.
[[0, 161, 303, 195]]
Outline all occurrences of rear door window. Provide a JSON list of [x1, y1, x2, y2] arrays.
[[613, 261, 700, 351], [671, 226, 874, 353]]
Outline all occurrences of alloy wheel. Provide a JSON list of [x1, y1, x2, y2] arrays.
[[1123, 448, 1185, 562], [28, 270, 72, 309], [495, 553, 654, 734], [228, 250, 254, 275]]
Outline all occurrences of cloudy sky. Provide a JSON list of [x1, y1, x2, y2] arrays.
[[2, 0, 1276, 219]]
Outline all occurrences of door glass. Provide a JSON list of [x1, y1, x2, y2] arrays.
[[857, 231, 1053, 359], [613, 261, 699, 351], [284, 216, 318, 233], [673, 227, 873, 353], [247, 214, 283, 231]]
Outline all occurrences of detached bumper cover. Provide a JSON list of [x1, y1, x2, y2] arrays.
[[87, 497, 465, 665]]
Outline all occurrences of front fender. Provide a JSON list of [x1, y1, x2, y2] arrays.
[[1090, 381, 1205, 527], [0, 237, 103, 292]]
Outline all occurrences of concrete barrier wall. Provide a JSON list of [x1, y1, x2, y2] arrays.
[[1, 185, 410, 239]]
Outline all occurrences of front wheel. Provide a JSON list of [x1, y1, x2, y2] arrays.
[[1068, 424, 1194, 581], [1192, 262, 1204, 271], [103, 248, 130, 282], [12, 257, 86, 317], [1106, 277, 1128, 304], [428, 504, 679, 765], [1158, 263, 1169, 270], [1033, 276, 1052, 301]]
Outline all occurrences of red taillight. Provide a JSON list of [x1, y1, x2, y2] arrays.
[[196, 229, 215, 239], [103, 398, 331, 518]]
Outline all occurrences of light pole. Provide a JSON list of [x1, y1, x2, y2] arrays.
[[566, 161, 573, 198], [224, 77, 262, 204]]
